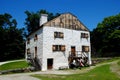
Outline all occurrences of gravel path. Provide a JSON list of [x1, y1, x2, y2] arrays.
[[0, 60, 119, 80]]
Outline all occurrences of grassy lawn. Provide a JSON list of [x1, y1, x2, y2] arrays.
[[0, 61, 29, 71], [117, 60, 120, 65], [32, 60, 120, 80]]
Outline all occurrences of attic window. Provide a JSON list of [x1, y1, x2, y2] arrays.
[[54, 32, 64, 39], [81, 33, 89, 38], [34, 34, 38, 41], [52, 45, 65, 52]]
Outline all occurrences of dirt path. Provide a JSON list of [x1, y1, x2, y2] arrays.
[[110, 60, 120, 77], [0, 74, 40, 80], [0, 60, 119, 80], [0, 70, 74, 80]]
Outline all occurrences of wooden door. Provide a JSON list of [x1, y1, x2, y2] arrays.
[[47, 59, 53, 69], [71, 46, 76, 56]]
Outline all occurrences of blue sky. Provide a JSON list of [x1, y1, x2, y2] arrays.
[[0, 0, 120, 31]]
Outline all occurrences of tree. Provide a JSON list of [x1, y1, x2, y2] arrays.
[[91, 13, 120, 57], [24, 9, 60, 35], [0, 13, 25, 61]]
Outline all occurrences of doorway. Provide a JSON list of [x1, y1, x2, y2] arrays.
[[47, 58, 53, 69]]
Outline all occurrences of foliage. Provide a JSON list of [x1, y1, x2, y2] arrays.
[[0, 61, 29, 71], [24, 9, 60, 35], [91, 13, 120, 57], [0, 13, 25, 61], [32, 64, 119, 80]]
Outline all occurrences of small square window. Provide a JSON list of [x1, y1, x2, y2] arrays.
[[82, 46, 89, 52]]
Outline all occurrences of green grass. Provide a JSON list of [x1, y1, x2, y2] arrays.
[[93, 57, 120, 64], [84, 65, 119, 80], [117, 61, 120, 66], [32, 65, 120, 80], [32, 63, 120, 80], [0, 61, 29, 71]]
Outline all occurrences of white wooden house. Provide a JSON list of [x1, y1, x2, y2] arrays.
[[25, 13, 92, 71]]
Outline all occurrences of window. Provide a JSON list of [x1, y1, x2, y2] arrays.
[[52, 45, 65, 52], [82, 46, 89, 52], [54, 32, 64, 38], [81, 33, 88, 38], [35, 47, 37, 57], [27, 48, 31, 59], [27, 48, 30, 54], [34, 34, 38, 41], [27, 38, 30, 44]]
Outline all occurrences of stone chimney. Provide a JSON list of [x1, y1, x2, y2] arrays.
[[40, 14, 48, 26]]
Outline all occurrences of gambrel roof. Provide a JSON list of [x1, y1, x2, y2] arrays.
[[43, 13, 89, 31]]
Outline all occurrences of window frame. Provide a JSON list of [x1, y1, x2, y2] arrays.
[[81, 33, 89, 38], [82, 46, 89, 52], [54, 32, 64, 39], [52, 45, 65, 52]]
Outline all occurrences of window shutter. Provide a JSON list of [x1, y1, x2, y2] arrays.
[[60, 32, 64, 38], [54, 32, 57, 38], [61, 45, 65, 51], [52, 45, 56, 51], [85, 33, 88, 38], [81, 33, 84, 38]]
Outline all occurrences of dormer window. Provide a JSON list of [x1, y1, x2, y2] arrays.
[[54, 32, 64, 39], [81, 33, 89, 38], [34, 34, 38, 41]]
